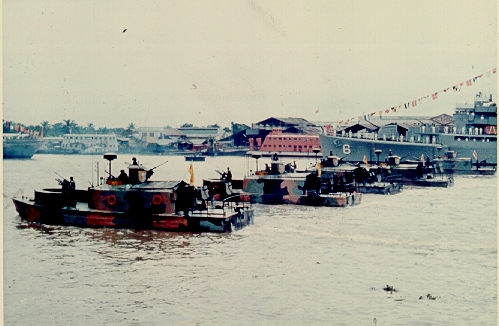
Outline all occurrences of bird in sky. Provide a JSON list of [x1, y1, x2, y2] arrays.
[[123, 29, 127, 33]]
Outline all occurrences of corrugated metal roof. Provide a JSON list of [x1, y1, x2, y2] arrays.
[[256, 117, 316, 127]]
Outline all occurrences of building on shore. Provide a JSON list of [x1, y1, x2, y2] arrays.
[[246, 117, 322, 155], [60, 134, 119, 154]]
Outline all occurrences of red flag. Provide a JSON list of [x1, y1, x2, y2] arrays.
[[466, 79, 472, 86], [493, 68, 497, 74], [472, 150, 478, 160], [411, 100, 417, 107], [432, 93, 438, 100]]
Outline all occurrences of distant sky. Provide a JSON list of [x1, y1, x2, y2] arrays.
[[3, 0, 497, 129]]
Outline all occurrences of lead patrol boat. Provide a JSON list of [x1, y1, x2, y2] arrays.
[[12, 153, 254, 232]]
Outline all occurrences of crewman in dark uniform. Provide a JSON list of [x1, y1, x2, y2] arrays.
[[117, 170, 128, 183], [67, 177, 76, 207]]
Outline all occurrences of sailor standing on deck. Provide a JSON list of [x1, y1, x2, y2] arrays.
[[117, 170, 128, 183], [68, 177, 75, 190], [202, 185, 215, 208], [67, 177, 76, 207]]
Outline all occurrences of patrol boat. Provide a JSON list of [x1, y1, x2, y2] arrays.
[[319, 94, 497, 165], [12, 154, 254, 232], [319, 154, 403, 195], [384, 152, 454, 187], [434, 149, 496, 175], [242, 154, 361, 207]]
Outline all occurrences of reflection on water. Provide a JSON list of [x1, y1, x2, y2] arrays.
[[4, 155, 497, 325], [16, 220, 247, 261]]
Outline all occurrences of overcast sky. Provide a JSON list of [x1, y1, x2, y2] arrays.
[[3, 0, 497, 129]]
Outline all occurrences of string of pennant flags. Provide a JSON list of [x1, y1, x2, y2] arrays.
[[3, 120, 42, 137], [337, 68, 497, 126]]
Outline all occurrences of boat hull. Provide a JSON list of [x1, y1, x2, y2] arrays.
[[184, 156, 206, 161], [319, 133, 497, 165], [249, 192, 361, 207], [390, 165, 454, 187], [436, 158, 496, 175], [354, 182, 403, 194], [242, 174, 361, 207], [3, 138, 42, 159], [397, 177, 453, 187], [319, 134, 442, 163], [12, 198, 253, 232]]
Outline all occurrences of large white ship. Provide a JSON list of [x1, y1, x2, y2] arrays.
[[3, 133, 42, 159]]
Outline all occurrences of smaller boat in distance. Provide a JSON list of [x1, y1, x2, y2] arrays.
[[12, 153, 254, 232], [185, 152, 206, 161], [202, 137, 249, 156], [3, 133, 42, 159]]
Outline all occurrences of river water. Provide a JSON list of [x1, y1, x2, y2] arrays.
[[3, 154, 497, 325]]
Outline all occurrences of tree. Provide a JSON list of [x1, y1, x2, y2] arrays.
[[181, 123, 193, 128], [62, 119, 77, 134], [52, 123, 66, 136], [86, 123, 95, 133], [122, 123, 136, 137], [40, 121, 51, 135]]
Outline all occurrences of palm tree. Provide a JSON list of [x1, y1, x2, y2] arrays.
[[123, 122, 136, 137], [62, 119, 76, 134], [39, 121, 51, 136], [86, 123, 95, 134]]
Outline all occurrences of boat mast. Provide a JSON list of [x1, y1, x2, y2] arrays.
[[96, 161, 99, 187]]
